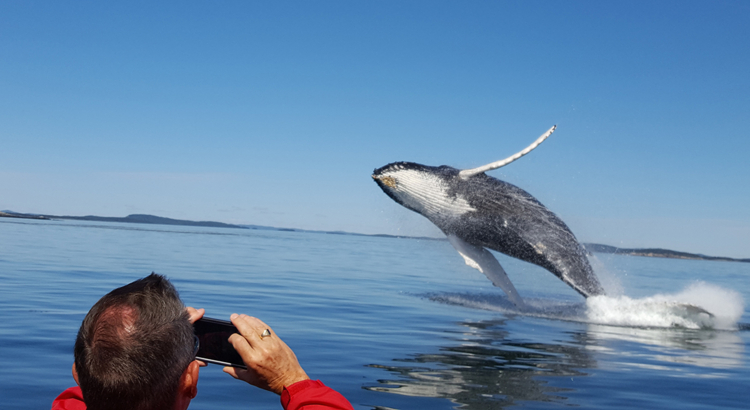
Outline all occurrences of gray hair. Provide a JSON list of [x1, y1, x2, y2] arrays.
[[74, 273, 194, 410]]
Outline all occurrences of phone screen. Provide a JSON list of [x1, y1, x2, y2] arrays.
[[193, 317, 247, 368]]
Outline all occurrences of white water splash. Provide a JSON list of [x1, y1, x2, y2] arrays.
[[588, 255, 624, 296], [586, 282, 744, 330], [428, 282, 744, 330]]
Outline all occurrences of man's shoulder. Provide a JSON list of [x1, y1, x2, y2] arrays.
[[51, 386, 86, 410], [281, 380, 354, 410]]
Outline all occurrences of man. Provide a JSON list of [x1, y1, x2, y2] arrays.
[[52, 273, 353, 410]]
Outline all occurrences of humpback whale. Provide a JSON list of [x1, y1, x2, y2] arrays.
[[372, 126, 605, 306]]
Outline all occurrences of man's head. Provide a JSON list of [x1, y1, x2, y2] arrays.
[[73, 273, 198, 410]]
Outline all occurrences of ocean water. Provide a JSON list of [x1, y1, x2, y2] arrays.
[[0, 218, 748, 409]]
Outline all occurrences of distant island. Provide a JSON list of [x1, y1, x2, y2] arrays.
[[2, 210, 747, 263], [0, 211, 245, 229], [0, 211, 50, 220], [581, 243, 749, 263]]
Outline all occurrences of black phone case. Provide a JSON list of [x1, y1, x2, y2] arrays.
[[193, 317, 247, 369]]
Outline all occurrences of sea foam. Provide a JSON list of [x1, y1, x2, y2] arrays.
[[427, 282, 744, 330], [585, 282, 745, 330]]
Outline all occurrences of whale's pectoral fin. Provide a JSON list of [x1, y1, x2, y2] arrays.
[[447, 234, 525, 307], [458, 125, 556, 179]]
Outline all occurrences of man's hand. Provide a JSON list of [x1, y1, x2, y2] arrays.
[[186, 307, 205, 324], [185, 307, 207, 367], [224, 314, 310, 395]]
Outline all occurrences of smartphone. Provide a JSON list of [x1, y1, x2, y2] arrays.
[[193, 317, 247, 369]]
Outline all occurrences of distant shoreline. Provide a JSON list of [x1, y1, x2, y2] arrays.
[[0, 211, 243, 229], [0, 211, 50, 220], [2, 210, 747, 263], [581, 243, 749, 264]]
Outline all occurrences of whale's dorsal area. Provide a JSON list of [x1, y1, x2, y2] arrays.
[[372, 126, 605, 305]]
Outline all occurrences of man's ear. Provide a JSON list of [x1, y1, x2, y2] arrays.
[[72, 363, 80, 386], [181, 360, 200, 399], [174, 361, 200, 410]]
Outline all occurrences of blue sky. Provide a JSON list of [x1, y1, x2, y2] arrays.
[[1, 1, 748, 258]]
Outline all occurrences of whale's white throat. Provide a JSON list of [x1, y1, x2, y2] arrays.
[[376, 167, 475, 221]]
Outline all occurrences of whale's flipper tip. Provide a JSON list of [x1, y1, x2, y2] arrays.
[[682, 303, 715, 318]]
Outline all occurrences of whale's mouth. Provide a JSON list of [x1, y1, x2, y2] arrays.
[[372, 175, 397, 188]]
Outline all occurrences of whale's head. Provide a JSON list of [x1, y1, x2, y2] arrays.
[[372, 162, 475, 221]]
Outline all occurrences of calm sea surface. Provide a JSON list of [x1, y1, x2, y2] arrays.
[[1, 219, 748, 409]]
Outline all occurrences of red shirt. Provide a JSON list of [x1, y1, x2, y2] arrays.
[[50, 386, 85, 410], [52, 380, 354, 410], [280, 380, 353, 410]]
